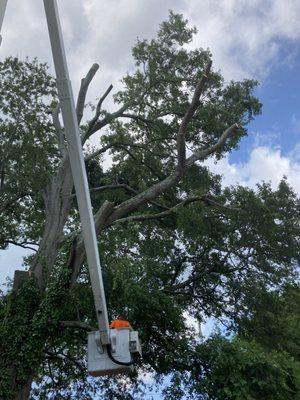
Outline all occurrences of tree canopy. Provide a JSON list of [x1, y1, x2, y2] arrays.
[[0, 11, 299, 400]]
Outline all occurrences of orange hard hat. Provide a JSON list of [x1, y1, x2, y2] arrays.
[[109, 317, 132, 330]]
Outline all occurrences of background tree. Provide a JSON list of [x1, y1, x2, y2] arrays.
[[0, 12, 299, 400], [237, 283, 300, 360]]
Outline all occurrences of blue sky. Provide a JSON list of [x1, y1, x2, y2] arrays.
[[233, 46, 300, 162], [1, 0, 300, 309]]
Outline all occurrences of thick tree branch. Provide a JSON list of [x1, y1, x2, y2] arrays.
[[76, 63, 99, 125], [112, 195, 203, 224], [111, 194, 238, 225], [103, 63, 217, 224], [91, 183, 137, 194], [69, 201, 115, 288], [177, 60, 212, 172], [105, 150, 239, 224], [60, 321, 96, 331], [94, 200, 115, 234], [85, 84, 113, 134], [89, 183, 169, 211], [106, 170, 182, 224], [186, 123, 240, 166]]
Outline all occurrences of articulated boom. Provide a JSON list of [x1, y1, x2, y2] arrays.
[[0, 0, 141, 376]]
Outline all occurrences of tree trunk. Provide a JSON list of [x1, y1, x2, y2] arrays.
[[32, 159, 73, 287], [3, 160, 73, 400], [13, 374, 34, 400]]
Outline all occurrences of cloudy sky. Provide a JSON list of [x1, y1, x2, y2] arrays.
[[1, 0, 300, 284]]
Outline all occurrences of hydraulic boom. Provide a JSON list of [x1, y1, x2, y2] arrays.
[[0, 0, 141, 376]]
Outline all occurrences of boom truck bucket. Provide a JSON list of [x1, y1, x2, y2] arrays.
[[0, 0, 141, 376]]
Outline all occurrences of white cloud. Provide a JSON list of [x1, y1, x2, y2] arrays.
[[2, 0, 300, 98], [185, 0, 300, 79], [206, 145, 300, 194]]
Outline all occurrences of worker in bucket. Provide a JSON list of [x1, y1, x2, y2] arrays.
[[110, 315, 133, 330]]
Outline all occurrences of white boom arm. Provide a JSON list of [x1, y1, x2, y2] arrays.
[[0, 0, 109, 343], [0, 1, 110, 342], [0, 0, 109, 345], [42, 0, 110, 345], [0, 0, 142, 375], [0, 0, 7, 44]]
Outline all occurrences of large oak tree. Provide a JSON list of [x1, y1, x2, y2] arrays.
[[0, 12, 299, 400]]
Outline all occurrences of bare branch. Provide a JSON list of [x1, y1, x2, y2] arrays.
[[76, 63, 99, 125], [103, 63, 216, 223], [3, 240, 39, 252], [85, 84, 113, 137], [85, 140, 157, 162], [165, 271, 218, 293], [166, 267, 231, 296], [112, 195, 203, 224], [112, 193, 238, 225], [177, 60, 212, 172], [186, 123, 240, 167], [90, 183, 169, 211], [201, 195, 240, 211], [91, 183, 137, 195], [83, 104, 129, 143], [120, 113, 153, 124], [106, 170, 182, 224], [60, 321, 96, 331], [85, 143, 115, 161]]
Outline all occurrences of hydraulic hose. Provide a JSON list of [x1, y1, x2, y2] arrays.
[[106, 344, 135, 366]]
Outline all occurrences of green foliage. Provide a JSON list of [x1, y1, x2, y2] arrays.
[[0, 278, 41, 397], [0, 57, 58, 247], [237, 284, 300, 360], [0, 267, 78, 398], [187, 336, 300, 400], [104, 12, 261, 192]]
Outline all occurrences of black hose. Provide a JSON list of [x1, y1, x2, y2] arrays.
[[106, 344, 135, 366]]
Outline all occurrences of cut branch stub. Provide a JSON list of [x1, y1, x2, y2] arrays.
[[76, 63, 100, 125]]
